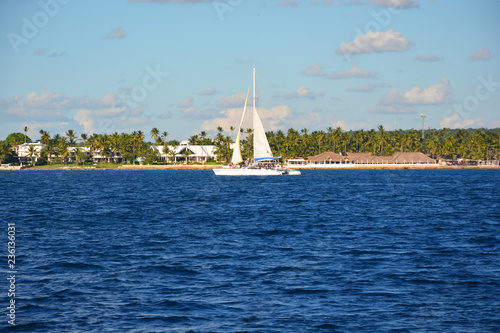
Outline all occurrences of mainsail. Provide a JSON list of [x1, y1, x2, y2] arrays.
[[251, 68, 275, 162], [230, 85, 250, 165]]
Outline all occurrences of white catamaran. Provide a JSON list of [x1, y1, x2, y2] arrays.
[[213, 68, 298, 176]]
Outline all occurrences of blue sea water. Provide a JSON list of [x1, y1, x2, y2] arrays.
[[0, 169, 499, 332]]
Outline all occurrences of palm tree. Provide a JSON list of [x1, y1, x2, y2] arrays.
[[182, 148, 192, 165], [39, 130, 51, 144], [199, 131, 207, 144], [59, 143, 70, 165], [169, 140, 179, 163], [27, 145, 38, 166], [162, 131, 169, 145], [23, 126, 29, 143], [66, 129, 77, 145], [188, 135, 198, 145], [150, 127, 160, 144], [81, 133, 88, 146], [52, 134, 62, 146], [0, 141, 13, 164], [162, 144, 171, 163]]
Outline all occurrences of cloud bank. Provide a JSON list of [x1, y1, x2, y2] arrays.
[[336, 29, 413, 54]]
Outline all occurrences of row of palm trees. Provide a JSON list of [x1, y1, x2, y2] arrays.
[[1, 126, 499, 165], [35, 129, 182, 165], [223, 126, 500, 162]]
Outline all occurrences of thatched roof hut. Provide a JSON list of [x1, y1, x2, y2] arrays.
[[307, 151, 346, 164], [347, 152, 392, 164], [347, 152, 373, 164], [391, 152, 436, 164]]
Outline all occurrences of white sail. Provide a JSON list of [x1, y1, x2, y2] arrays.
[[213, 67, 289, 176], [231, 85, 250, 165], [252, 68, 274, 162]]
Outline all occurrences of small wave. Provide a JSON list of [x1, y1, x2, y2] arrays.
[[283, 288, 330, 295]]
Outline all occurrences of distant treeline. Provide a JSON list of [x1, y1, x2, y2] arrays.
[[1, 126, 499, 165], [226, 126, 500, 162]]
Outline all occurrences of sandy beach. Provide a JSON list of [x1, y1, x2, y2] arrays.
[[2, 164, 498, 171]]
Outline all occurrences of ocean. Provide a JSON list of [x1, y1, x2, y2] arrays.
[[1, 169, 499, 332]]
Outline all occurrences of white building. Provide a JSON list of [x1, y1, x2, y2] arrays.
[[152, 144, 217, 163], [16, 142, 45, 162]]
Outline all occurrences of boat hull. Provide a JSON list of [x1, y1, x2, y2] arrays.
[[213, 168, 283, 176], [284, 169, 301, 175]]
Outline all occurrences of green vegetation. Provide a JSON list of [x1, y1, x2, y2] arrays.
[[5, 133, 31, 146], [1, 126, 499, 167], [216, 126, 500, 162]]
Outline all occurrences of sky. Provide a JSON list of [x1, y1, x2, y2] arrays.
[[1, 0, 499, 142]]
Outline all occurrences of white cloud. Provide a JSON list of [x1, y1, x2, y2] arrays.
[[347, 82, 385, 92], [284, 86, 325, 99], [0, 89, 150, 135], [159, 110, 173, 119], [469, 47, 491, 61], [330, 120, 350, 131], [380, 78, 451, 105], [178, 96, 218, 119], [336, 29, 413, 54], [217, 92, 247, 108], [369, 104, 416, 114], [301, 63, 326, 77], [439, 112, 484, 129], [74, 110, 95, 134], [200, 105, 292, 133], [370, 79, 451, 116], [103, 27, 127, 39], [329, 64, 377, 79], [415, 54, 445, 62], [23, 121, 70, 133]]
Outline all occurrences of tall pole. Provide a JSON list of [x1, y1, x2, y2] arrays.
[[252, 67, 256, 162], [253, 67, 256, 111], [420, 114, 426, 140]]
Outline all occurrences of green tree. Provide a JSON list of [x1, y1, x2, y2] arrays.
[[150, 127, 160, 144], [0, 141, 13, 164], [66, 129, 77, 145], [81, 133, 88, 146], [5, 133, 31, 146], [23, 126, 29, 143], [162, 131, 169, 145], [27, 145, 37, 166], [39, 130, 51, 144]]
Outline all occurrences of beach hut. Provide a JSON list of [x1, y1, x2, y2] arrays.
[[307, 151, 347, 164], [391, 152, 437, 164]]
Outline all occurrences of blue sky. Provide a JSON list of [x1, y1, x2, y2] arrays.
[[1, 0, 499, 141]]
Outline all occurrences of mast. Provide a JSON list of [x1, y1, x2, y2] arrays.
[[253, 67, 256, 112], [253, 67, 256, 161]]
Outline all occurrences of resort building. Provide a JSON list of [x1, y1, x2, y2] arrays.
[[306, 151, 348, 165], [15, 142, 45, 162], [152, 143, 217, 163], [292, 151, 438, 168]]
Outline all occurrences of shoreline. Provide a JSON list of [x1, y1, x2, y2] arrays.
[[1, 164, 499, 171]]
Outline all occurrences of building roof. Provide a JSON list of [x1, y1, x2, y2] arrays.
[[152, 144, 216, 157], [308, 151, 346, 162], [346, 152, 373, 163], [391, 152, 436, 164]]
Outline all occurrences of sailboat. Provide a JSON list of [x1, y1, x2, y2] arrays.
[[213, 68, 290, 176]]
